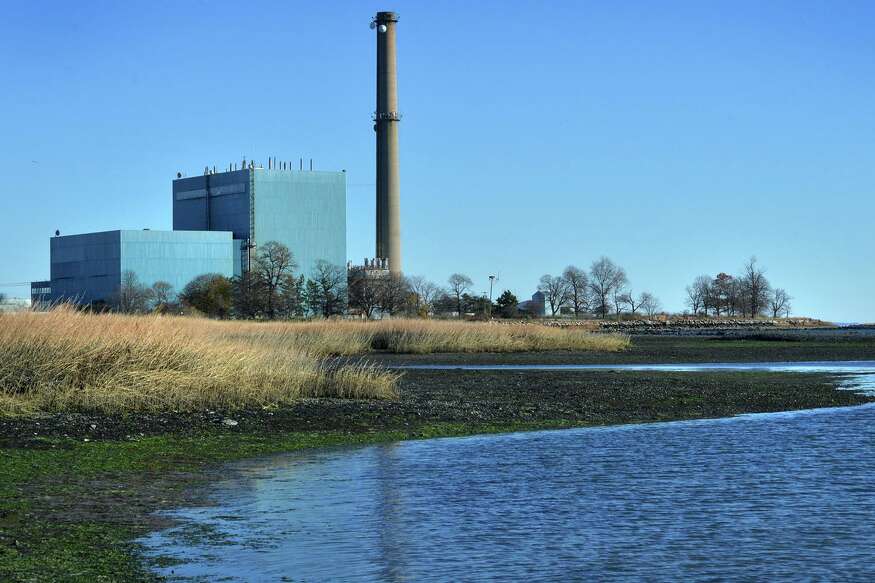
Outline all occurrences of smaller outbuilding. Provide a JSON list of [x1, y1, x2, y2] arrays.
[[45, 230, 238, 305]]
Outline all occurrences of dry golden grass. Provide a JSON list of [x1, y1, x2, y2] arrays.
[[215, 319, 630, 357], [0, 310, 627, 415], [0, 308, 398, 415]]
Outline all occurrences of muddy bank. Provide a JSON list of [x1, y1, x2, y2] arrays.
[[3, 369, 871, 446]]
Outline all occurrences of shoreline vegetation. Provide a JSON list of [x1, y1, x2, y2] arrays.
[[1, 314, 874, 581], [0, 308, 628, 416]]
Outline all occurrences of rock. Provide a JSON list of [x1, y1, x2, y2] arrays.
[[222, 419, 239, 427]]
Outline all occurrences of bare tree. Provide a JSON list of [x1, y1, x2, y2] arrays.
[[562, 265, 589, 317], [408, 275, 440, 315], [447, 273, 473, 317], [620, 291, 642, 316], [377, 274, 411, 316], [151, 281, 174, 311], [538, 274, 571, 316], [253, 241, 298, 319], [770, 288, 792, 318], [589, 257, 627, 319], [114, 271, 154, 313], [640, 292, 661, 318], [686, 275, 710, 315], [741, 256, 771, 318], [347, 268, 381, 318]]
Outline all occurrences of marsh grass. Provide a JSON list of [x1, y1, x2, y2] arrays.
[[221, 319, 630, 356], [0, 308, 398, 415], [0, 310, 626, 415]]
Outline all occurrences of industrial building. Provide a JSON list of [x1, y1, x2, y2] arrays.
[[173, 166, 346, 277], [29, 10, 401, 308], [35, 166, 347, 306]]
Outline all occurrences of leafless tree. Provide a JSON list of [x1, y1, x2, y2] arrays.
[[741, 256, 771, 317], [589, 257, 627, 319], [770, 288, 792, 318], [447, 273, 473, 317], [377, 274, 410, 316], [408, 275, 440, 315], [640, 292, 661, 318], [151, 281, 174, 311], [538, 274, 571, 316], [685, 275, 710, 315], [114, 271, 153, 313], [347, 268, 381, 318], [253, 241, 298, 319], [562, 265, 589, 317], [620, 291, 642, 316]]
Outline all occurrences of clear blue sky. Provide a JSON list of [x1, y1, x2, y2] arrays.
[[1, 1, 873, 321]]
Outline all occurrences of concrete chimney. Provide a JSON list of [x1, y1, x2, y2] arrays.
[[374, 11, 402, 274]]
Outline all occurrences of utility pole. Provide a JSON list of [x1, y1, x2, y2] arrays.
[[488, 274, 497, 318]]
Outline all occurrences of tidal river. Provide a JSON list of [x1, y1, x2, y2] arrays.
[[140, 365, 875, 581]]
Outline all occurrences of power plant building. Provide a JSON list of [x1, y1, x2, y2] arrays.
[[36, 166, 347, 305], [173, 168, 346, 277], [29, 9, 400, 307], [48, 230, 235, 305]]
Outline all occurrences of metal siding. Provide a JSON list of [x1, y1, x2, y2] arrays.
[[253, 170, 346, 278], [172, 170, 251, 240], [119, 230, 235, 298], [49, 231, 122, 304]]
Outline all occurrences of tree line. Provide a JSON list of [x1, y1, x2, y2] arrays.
[[109, 243, 793, 320], [536, 257, 661, 319], [685, 257, 791, 318]]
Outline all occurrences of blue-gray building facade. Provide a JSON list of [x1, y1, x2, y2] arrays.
[[173, 168, 346, 278], [49, 230, 235, 304]]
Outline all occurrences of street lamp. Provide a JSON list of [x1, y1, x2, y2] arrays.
[[488, 274, 497, 318]]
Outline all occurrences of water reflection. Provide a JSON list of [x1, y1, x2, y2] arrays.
[[141, 403, 875, 581]]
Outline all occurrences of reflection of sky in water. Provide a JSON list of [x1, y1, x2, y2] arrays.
[[396, 360, 875, 373], [140, 402, 875, 581]]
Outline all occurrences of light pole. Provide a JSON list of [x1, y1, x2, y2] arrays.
[[488, 275, 496, 318]]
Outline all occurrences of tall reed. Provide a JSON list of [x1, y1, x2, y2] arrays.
[[0, 308, 397, 415]]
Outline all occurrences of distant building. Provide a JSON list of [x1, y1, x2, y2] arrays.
[[30, 281, 51, 306], [32, 164, 347, 306], [519, 291, 546, 317], [47, 230, 235, 304], [173, 168, 346, 278], [0, 297, 31, 312]]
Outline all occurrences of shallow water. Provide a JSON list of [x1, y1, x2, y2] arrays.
[[141, 401, 875, 581], [394, 359, 875, 372]]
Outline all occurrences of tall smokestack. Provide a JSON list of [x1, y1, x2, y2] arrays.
[[374, 11, 402, 274]]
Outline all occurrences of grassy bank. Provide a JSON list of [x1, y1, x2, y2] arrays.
[[0, 309, 398, 415], [0, 309, 628, 416]]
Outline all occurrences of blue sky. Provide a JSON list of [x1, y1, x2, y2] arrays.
[[1, 1, 873, 321]]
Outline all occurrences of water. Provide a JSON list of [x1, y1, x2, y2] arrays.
[[141, 402, 875, 581], [394, 359, 875, 373]]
